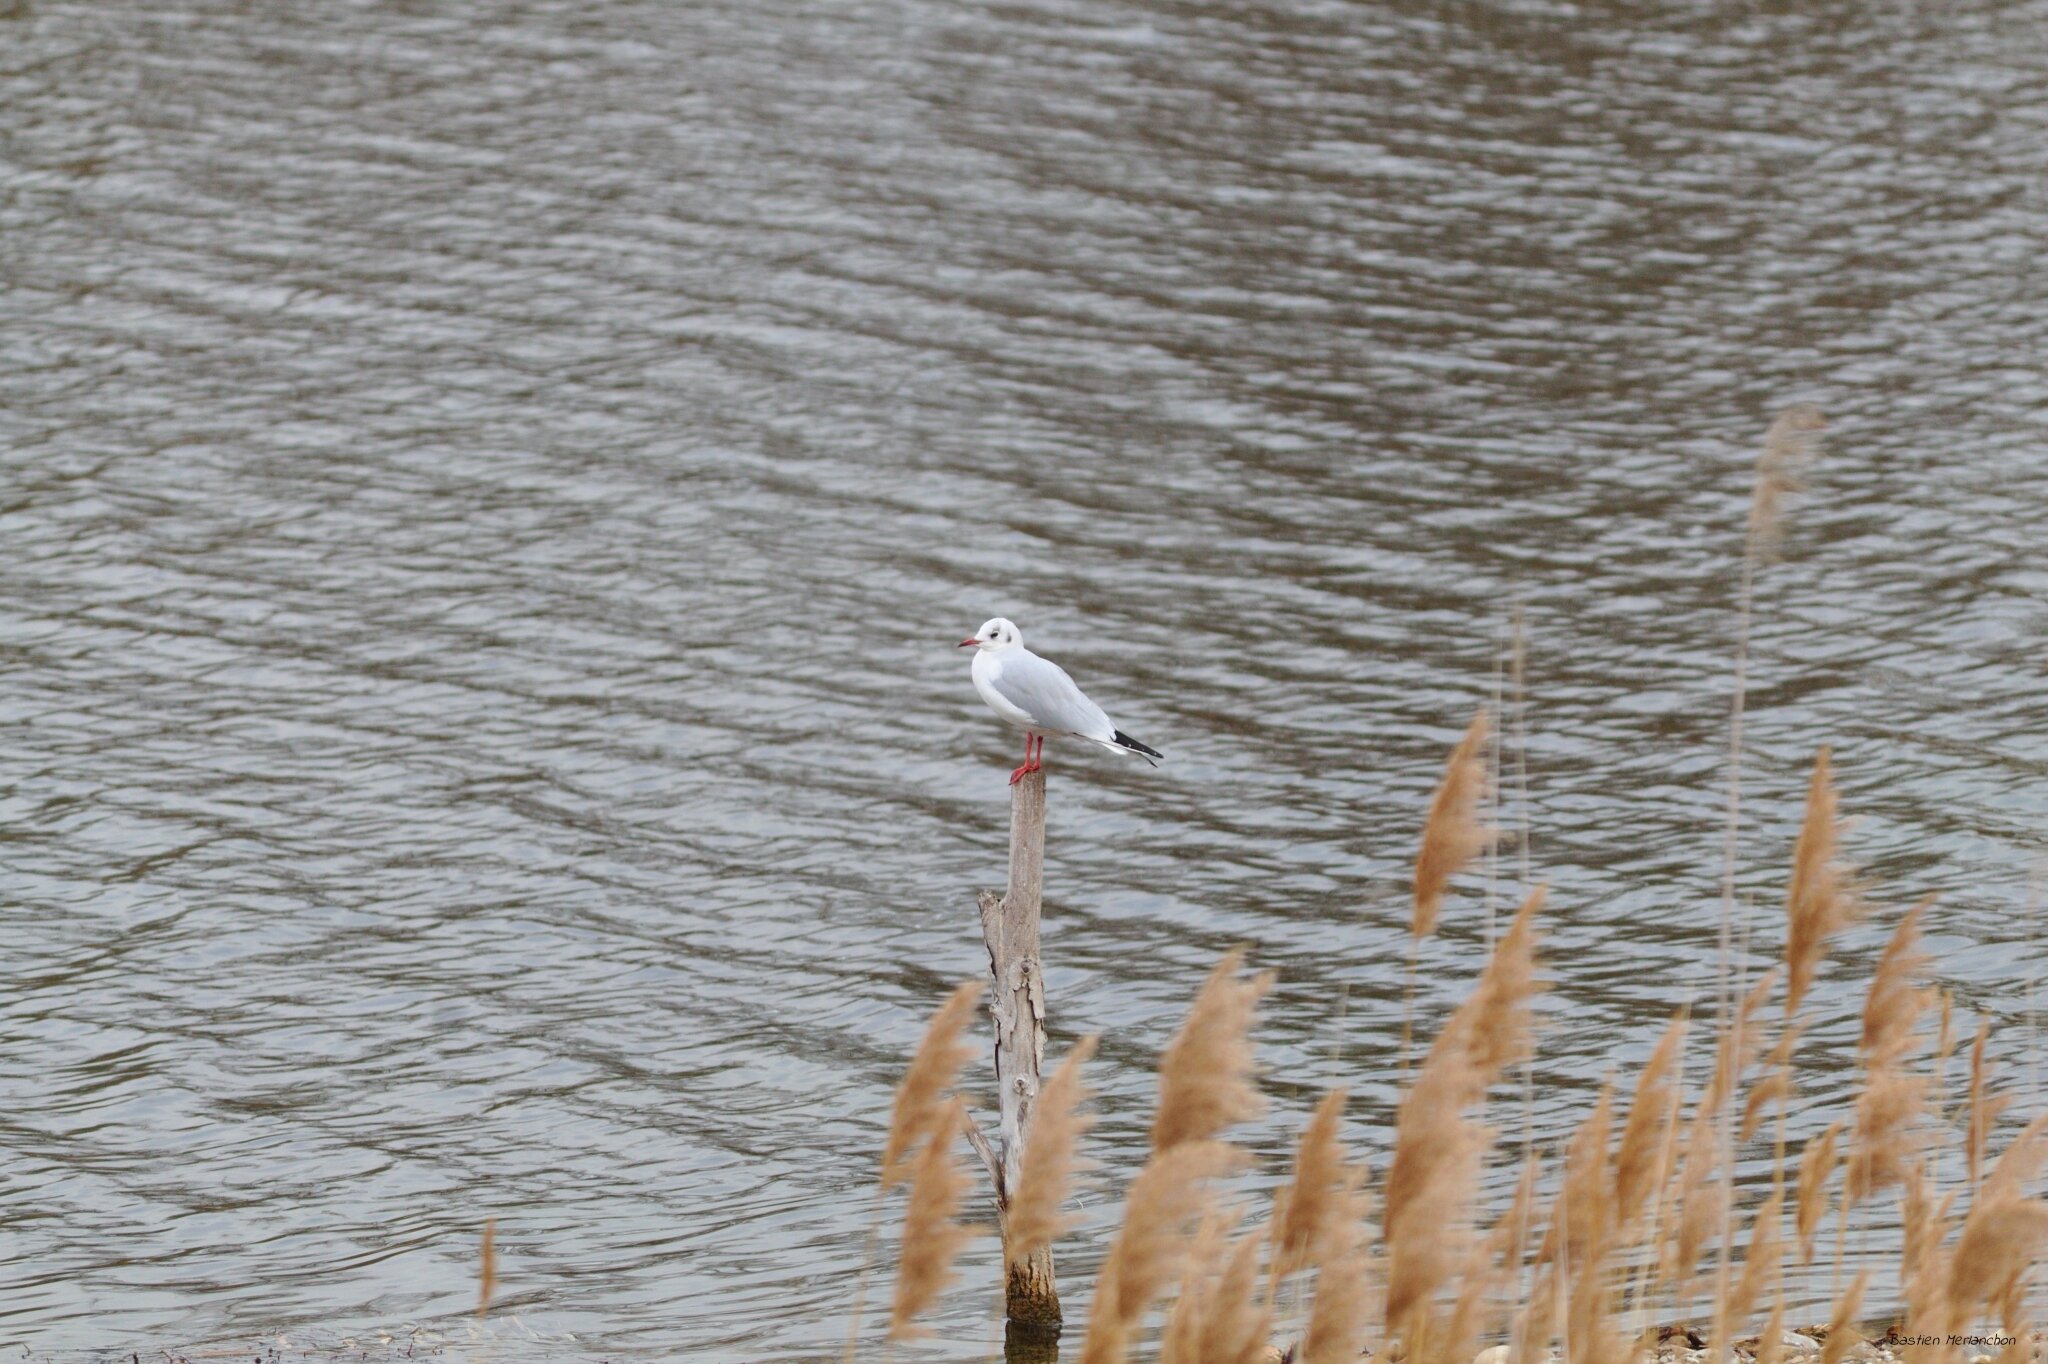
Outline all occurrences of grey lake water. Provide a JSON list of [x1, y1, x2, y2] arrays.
[[5, 0, 2048, 1357]]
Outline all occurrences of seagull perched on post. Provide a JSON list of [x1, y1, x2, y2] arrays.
[[957, 617, 1163, 785]]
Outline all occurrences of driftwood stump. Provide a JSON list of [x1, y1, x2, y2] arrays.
[[974, 766, 1061, 1335]]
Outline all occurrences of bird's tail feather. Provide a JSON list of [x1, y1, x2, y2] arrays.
[[1111, 730, 1163, 765]]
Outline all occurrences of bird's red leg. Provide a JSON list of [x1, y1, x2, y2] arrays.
[[1031, 734, 1044, 773], [1010, 736, 1033, 786]]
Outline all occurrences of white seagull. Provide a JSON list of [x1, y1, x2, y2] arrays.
[[958, 617, 1163, 785]]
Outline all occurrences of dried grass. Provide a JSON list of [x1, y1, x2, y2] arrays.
[[1550, 1087, 1626, 1364], [477, 1218, 497, 1319], [1947, 1199, 2048, 1338], [1082, 1140, 1242, 1364], [1900, 1162, 1961, 1364], [1819, 1270, 1869, 1364], [1794, 1120, 1843, 1266], [1741, 1024, 1805, 1144], [1718, 1191, 1783, 1353], [1784, 747, 1863, 1018], [1161, 1213, 1272, 1364], [1007, 1033, 1099, 1270], [1755, 1295, 1788, 1364], [888, 1098, 983, 1341], [1846, 903, 1933, 1209], [1966, 1020, 2011, 1191], [1384, 888, 1543, 1351], [1669, 972, 1775, 1289], [881, 979, 984, 1189], [1161, 1212, 1237, 1364], [1980, 1112, 2048, 1202], [1616, 1014, 1687, 1235], [1748, 403, 1828, 561], [1152, 948, 1274, 1154], [1414, 710, 1492, 940], [1938, 1114, 2048, 1345], [1449, 1153, 1535, 1364], [1300, 1183, 1374, 1364], [1272, 1088, 1353, 1282]]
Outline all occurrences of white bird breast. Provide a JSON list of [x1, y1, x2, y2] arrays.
[[972, 651, 1042, 732]]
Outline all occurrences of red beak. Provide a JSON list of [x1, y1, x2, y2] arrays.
[[957, 637, 979, 648]]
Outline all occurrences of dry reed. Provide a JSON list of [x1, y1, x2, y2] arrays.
[[1161, 1215, 1271, 1364], [1819, 1269, 1869, 1364], [1006, 1033, 1099, 1271], [1161, 1212, 1235, 1364], [1718, 1191, 1783, 1353], [1945, 1111, 2048, 1348], [865, 564, 2048, 1360], [1082, 1140, 1242, 1364], [1449, 1152, 1536, 1364], [1996, 1276, 2032, 1364], [1755, 1294, 1788, 1364], [1979, 1112, 2048, 1202], [1966, 1020, 2009, 1191], [1544, 1085, 1624, 1364], [478, 1218, 497, 1319], [1947, 1199, 2048, 1340], [1784, 748, 1863, 1018], [1152, 948, 1274, 1154], [1414, 710, 1492, 941], [881, 979, 984, 1189], [1846, 903, 1933, 1209], [1794, 1121, 1843, 1266], [1719, 405, 1826, 1123], [887, 1098, 983, 1341], [1899, 1163, 1960, 1363], [1616, 1014, 1687, 1235], [1299, 1182, 1374, 1364], [1748, 403, 1828, 562], [1271, 1088, 1353, 1282], [1669, 971, 1776, 1289], [1742, 1024, 1805, 1145], [1934, 991, 1957, 1119], [1383, 888, 1543, 1352]]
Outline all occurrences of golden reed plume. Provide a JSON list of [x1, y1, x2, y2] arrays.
[[1081, 1140, 1241, 1364], [1846, 902, 1934, 1209], [1965, 1020, 2010, 1190], [1271, 1088, 1353, 1282], [1414, 710, 1492, 940], [881, 979, 983, 1189], [477, 1219, 497, 1319], [1299, 1180, 1373, 1364], [1151, 948, 1273, 1154], [1717, 1191, 1784, 1355], [1945, 1115, 2048, 1342], [1794, 1120, 1843, 1265], [1383, 888, 1543, 1352], [1005, 1032, 1098, 1271], [1160, 1214, 1270, 1364], [887, 1098, 983, 1341], [1615, 1013, 1687, 1236], [1819, 1270, 1869, 1364], [1784, 747, 1863, 1018], [1748, 402, 1828, 562]]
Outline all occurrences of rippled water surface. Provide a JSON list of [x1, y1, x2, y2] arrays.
[[7, 0, 2048, 1356]]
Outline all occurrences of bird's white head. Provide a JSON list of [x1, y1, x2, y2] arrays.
[[957, 617, 1022, 652]]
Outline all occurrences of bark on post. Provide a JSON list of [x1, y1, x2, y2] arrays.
[[975, 765, 1061, 1336]]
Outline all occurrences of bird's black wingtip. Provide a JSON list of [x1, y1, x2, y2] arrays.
[[1113, 730, 1164, 764]]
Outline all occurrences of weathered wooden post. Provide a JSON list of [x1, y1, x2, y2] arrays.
[[971, 765, 1061, 1349]]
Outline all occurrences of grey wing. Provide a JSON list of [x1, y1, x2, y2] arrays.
[[991, 652, 1116, 742]]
